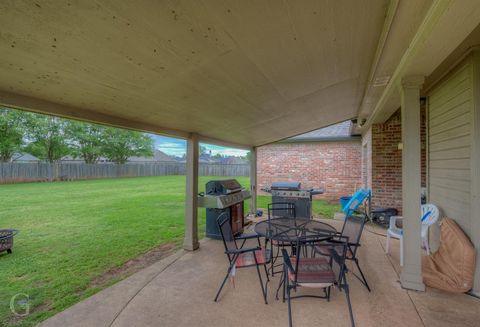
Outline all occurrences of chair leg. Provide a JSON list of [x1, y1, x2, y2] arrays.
[[327, 286, 331, 301], [344, 285, 355, 327], [424, 239, 431, 255], [263, 263, 270, 282], [385, 233, 390, 254], [214, 265, 232, 302], [275, 270, 284, 300], [287, 286, 293, 327], [270, 243, 285, 276], [400, 236, 404, 267], [354, 259, 371, 292], [255, 262, 268, 304], [270, 242, 275, 277]]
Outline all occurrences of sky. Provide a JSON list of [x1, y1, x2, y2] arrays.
[[153, 135, 249, 157]]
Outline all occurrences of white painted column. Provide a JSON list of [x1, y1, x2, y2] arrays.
[[400, 76, 425, 291], [183, 134, 200, 251], [250, 147, 257, 215]]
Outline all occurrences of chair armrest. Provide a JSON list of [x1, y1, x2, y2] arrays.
[[225, 246, 261, 255], [389, 216, 403, 230], [330, 237, 360, 251], [235, 233, 259, 241], [236, 232, 262, 248]]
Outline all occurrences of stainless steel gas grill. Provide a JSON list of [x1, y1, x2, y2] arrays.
[[198, 179, 251, 239], [264, 181, 324, 218]]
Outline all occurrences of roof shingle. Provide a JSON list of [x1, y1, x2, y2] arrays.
[[286, 120, 355, 142]]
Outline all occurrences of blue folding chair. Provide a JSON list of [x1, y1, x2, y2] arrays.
[[342, 189, 371, 218]]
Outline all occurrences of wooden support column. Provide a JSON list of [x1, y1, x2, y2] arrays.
[[183, 134, 200, 251], [250, 147, 257, 215], [400, 76, 425, 291]]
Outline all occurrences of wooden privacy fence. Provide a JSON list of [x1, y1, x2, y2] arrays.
[[0, 162, 250, 183]]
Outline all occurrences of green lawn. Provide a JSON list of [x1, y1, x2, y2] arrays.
[[0, 176, 338, 326]]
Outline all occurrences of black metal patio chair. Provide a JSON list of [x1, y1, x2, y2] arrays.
[[315, 214, 370, 292], [281, 238, 355, 327], [214, 212, 272, 304], [267, 202, 296, 276]]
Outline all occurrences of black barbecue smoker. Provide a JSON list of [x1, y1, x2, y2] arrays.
[[263, 181, 324, 218], [198, 179, 251, 239]]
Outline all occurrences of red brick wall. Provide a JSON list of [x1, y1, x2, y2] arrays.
[[257, 141, 362, 202], [371, 111, 403, 210], [369, 108, 426, 212]]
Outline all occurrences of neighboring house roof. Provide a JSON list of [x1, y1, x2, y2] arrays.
[[198, 154, 217, 163], [60, 150, 175, 163], [284, 120, 359, 142], [61, 155, 110, 162], [11, 152, 40, 162], [128, 149, 176, 162], [177, 155, 248, 164]]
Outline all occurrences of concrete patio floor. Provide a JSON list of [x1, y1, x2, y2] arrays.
[[39, 219, 480, 327]]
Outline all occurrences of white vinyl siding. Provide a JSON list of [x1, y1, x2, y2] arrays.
[[428, 62, 472, 245], [427, 57, 480, 294]]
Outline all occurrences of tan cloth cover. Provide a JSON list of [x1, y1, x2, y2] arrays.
[[422, 217, 476, 293]]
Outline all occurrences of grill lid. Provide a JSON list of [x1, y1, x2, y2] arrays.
[[206, 179, 242, 195], [271, 181, 301, 191]]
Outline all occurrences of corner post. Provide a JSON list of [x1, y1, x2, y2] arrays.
[[183, 133, 200, 251], [250, 147, 257, 215], [399, 76, 425, 291]]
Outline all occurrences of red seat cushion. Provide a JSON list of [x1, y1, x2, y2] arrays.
[[235, 249, 270, 268], [288, 257, 335, 284]]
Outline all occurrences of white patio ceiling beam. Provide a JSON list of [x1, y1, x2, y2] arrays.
[[0, 89, 254, 151], [0, 89, 190, 139], [363, 0, 480, 127]]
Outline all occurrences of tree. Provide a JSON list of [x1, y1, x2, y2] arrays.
[[0, 108, 26, 162], [244, 151, 252, 163], [25, 115, 71, 163], [199, 145, 209, 155], [66, 121, 106, 164], [212, 153, 225, 159], [102, 128, 154, 164]]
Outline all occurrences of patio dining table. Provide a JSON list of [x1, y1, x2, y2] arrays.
[[254, 217, 338, 244]]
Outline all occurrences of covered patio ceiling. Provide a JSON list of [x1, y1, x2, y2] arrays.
[[1, 1, 480, 147]]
